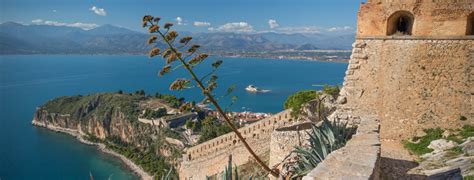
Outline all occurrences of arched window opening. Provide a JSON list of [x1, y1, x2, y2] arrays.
[[467, 13, 474, 35], [387, 11, 414, 36]]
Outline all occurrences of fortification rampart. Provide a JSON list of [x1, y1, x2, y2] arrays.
[[179, 110, 294, 179], [340, 38, 473, 140]]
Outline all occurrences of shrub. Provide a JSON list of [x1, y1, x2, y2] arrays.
[[460, 125, 474, 139], [322, 85, 340, 98], [403, 128, 443, 155], [142, 108, 167, 119], [198, 116, 233, 143], [160, 94, 184, 108], [284, 90, 319, 118]]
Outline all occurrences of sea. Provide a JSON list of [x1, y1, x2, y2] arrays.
[[0, 55, 348, 179]]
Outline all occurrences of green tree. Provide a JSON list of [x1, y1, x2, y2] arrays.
[[322, 85, 340, 98], [284, 90, 319, 117]]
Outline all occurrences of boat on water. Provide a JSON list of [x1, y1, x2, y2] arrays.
[[245, 85, 270, 93]]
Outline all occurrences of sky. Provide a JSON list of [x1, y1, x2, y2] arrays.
[[0, 0, 365, 34]]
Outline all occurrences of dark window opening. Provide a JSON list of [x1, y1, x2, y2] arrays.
[[387, 11, 414, 36], [467, 13, 474, 35]]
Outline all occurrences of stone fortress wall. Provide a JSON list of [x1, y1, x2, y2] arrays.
[[343, 39, 473, 140], [344, 0, 473, 140], [179, 110, 295, 179]]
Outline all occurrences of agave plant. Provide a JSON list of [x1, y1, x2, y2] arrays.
[[142, 15, 278, 177], [292, 116, 357, 177], [161, 168, 175, 180], [206, 155, 239, 180]]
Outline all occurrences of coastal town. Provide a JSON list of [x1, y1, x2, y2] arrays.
[[214, 50, 352, 62]]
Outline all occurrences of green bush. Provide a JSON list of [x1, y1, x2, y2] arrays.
[[185, 119, 202, 131], [142, 108, 167, 119], [160, 127, 182, 140], [158, 94, 184, 108], [464, 175, 474, 180], [136, 89, 146, 96], [104, 136, 176, 178], [322, 85, 340, 98], [198, 116, 233, 143], [284, 90, 319, 118], [460, 125, 474, 139], [403, 128, 443, 156]]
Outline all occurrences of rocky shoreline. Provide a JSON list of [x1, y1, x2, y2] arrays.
[[31, 120, 153, 180]]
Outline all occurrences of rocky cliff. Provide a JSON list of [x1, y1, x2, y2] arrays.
[[32, 92, 183, 177], [33, 93, 156, 145]]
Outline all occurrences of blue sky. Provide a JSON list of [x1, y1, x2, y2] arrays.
[[0, 0, 365, 34]]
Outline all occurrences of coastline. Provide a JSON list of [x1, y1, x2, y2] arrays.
[[0, 53, 349, 63], [31, 120, 153, 180]]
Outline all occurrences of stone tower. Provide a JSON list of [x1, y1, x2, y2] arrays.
[[340, 0, 473, 140]]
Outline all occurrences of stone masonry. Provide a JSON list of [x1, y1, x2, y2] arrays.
[[303, 115, 381, 180], [179, 110, 295, 179], [342, 38, 473, 140]]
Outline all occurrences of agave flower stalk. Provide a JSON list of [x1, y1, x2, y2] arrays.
[[142, 15, 279, 177]]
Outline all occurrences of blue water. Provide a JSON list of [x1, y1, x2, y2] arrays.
[[0, 55, 347, 179]]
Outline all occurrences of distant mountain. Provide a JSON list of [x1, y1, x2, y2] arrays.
[[0, 22, 355, 55]]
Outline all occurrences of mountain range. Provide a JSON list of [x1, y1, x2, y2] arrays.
[[0, 22, 355, 55]]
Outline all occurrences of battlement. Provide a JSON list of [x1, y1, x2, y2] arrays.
[[179, 110, 294, 179], [358, 0, 474, 37], [184, 110, 293, 162]]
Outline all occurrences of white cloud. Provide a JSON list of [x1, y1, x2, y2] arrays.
[[89, 6, 107, 16], [52, 10, 57, 13], [31, 19, 99, 30], [327, 26, 354, 32], [268, 19, 279, 29], [176, 17, 186, 25], [210, 22, 254, 33], [193, 21, 211, 27]]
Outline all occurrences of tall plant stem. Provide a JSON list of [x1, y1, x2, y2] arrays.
[[158, 32, 279, 178]]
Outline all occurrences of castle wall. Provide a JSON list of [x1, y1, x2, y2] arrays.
[[268, 123, 312, 169], [358, 0, 474, 37], [340, 38, 473, 140], [303, 115, 381, 180], [179, 110, 294, 179]]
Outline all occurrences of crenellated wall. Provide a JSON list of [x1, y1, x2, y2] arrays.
[[179, 110, 295, 179]]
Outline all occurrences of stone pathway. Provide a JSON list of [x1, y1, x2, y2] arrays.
[[380, 139, 426, 179]]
